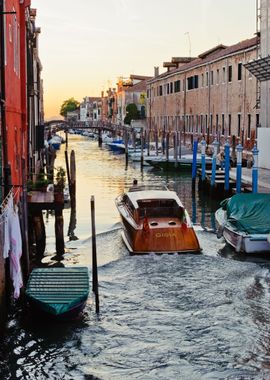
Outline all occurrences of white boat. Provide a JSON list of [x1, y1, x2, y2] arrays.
[[215, 193, 270, 253], [115, 183, 201, 254]]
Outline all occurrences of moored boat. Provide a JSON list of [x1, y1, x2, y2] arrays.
[[25, 267, 89, 319], [115, 184, 201, 254], [215, 193, 270, 253], [145, 154, 212, 171]]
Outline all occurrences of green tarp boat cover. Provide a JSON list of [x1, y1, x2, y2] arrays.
[[220, 193, 270, 234], [26, 267, 89, 316]]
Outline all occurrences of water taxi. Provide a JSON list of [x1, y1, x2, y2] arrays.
[[115, 184, 201, 254]]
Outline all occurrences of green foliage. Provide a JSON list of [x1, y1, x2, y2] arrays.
[[60, 98, 80, 117], [124, 103, 140, 125], [55, 166, 66, 190]]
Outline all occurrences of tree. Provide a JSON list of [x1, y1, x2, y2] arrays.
[[124, 103, 140, 125], [60, 98, 80, 118]]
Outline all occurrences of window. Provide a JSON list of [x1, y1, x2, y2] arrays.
[[210, 114, 213, 135], [201, 73, 204, 87], [187, 75, 199, 90], [256, 113, 260, 129], [237, 114, 241, 137], [216, 114, 219, 134], [238, 63, 242, 81], [222, 67, 226, 83], [159, 85, 163, 96], [196, 115, 199, 132], [228, 114, 231, 136], [174, 80, 181, 92], [167, 83, 170, 95], [228, 65, 232, 82], [170, 82, 173, 94], [210, 71, 214, 85], [247, 114, 251, 138], [222, 114, 225, 135], [216, 69, 219, 84], [206, 71, 209, 86], [200, 115, 203, 134]]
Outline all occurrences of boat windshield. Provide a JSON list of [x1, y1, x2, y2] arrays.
[[128, 184, 168, 192], [137, 199, 183, 219]]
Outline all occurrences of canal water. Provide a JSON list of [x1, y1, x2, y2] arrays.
[[2, 134, 270, 379]]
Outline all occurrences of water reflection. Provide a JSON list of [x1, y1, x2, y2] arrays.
[[2, 136, 270, 380]]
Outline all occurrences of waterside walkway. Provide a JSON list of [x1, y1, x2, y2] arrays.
[[230, 167, 270, 194]]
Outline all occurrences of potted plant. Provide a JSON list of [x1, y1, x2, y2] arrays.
[[54, 166, 66, 202]]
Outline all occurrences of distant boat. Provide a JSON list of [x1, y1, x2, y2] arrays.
[[115, 184, 201, 254], [145, 154, 212, 171], [48, 135, 62, 150], [106, 139, 125, 153], [25, 267, 89, 319], [215, 193, 270, 253]]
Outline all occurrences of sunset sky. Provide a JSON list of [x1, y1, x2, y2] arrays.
[[31, 0, 257, 120]]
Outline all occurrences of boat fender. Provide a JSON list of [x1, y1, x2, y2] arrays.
[[181, 222, 187, 231], [216, 224, 225, 239], [143, 216, 150, 233]]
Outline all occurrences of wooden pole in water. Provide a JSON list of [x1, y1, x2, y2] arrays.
[[125, 129, 128, 167], [70, 150, 76, 209], [65, 150, 71, 191], [91, 196, 99, 313], [55, 207, 65, 254], [140, 127, 144, 168]]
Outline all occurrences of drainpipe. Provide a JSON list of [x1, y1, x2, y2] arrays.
[[0, 3, 9, 197]]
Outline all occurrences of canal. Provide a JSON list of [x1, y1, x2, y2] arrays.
[[2, 134, 270, 379]]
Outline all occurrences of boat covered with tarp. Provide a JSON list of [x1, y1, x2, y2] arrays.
[[26, 267, 89, 319], [215, 193, 270, 253]]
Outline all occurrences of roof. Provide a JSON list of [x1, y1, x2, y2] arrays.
[[126, 189, 183, 209], [148, 36, 258, 83], [244, 56, 270, 81], [125, 79, 149, 92]]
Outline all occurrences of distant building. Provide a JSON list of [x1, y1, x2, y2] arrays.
[[79, 96, 101, 122]]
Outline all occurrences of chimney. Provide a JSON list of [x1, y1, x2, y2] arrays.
[[154, 66, 159, 77]]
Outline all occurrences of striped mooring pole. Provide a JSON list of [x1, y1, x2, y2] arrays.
[[252, 144, 259, 193], [201, 138, 206, 181], [236, 143, 243, 193], [211, 139, 219, 187], [224, 140, 230, 192]]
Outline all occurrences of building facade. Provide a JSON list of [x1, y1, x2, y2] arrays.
[[146, 37, 258, 150]]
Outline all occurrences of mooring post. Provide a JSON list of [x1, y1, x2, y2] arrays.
[[201, 138, 206, 182], [98, 128, 102, 147], [252, 144, 259, 193], [65, 150, 71, 190], [70, 150, 76, 209], [140, 128, 144, 168], [124, 129, 128, 168], [211, 139, 219, 188], [236, 143, 243, 193], [91, 196, 99, 314], [65, 130, 68, 150], [224, 140, 230, 192], [192, 139, 198, 187], [165, 132, 169, 161], [174, 131, 178, 168], [55, 207, 65, 255], [155, 129, 159, 156]]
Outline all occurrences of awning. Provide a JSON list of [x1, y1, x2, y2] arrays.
[[244, 56, 270, 81]]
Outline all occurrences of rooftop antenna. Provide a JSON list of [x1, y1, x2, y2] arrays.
[[184, 32, 191, 58]]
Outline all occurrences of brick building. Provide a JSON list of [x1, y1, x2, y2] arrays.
[[146, 37, 258, 149]]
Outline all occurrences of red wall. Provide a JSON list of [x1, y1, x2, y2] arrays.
[[4, 0, 28, 191]]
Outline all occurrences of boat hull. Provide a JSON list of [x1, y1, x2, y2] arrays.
[[119, 213, 201, 254], [215, 208, 270, 254]]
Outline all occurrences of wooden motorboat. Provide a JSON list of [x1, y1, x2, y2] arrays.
[[215, 193, 270, 253], [145, 154, 212, 171], [25, 267, 89, 319], [115, 184, 201, 254]]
